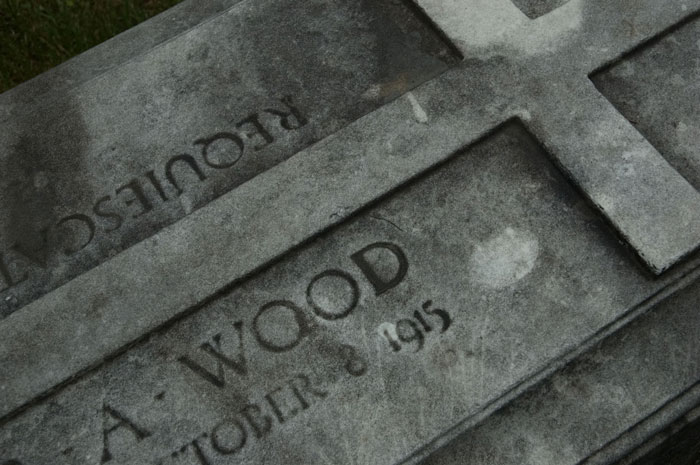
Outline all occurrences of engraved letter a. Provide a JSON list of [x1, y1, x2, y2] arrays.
[[101, 404, 151, 463], [178, 321, 248, 388]]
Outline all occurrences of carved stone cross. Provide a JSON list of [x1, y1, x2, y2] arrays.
[[411, 0, 700, 274]]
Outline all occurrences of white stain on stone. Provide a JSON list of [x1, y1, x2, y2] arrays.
[[377, 322, 398, 341], [516, 108, 532, 121], [407, 92, 429, 124], [469, 227, 539, 289]]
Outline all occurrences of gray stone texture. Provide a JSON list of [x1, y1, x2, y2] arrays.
[[421, 271, 700, 465], [593, 15, 700, 192], [0, 0, 456, 317], [2, 0, 700, 464], [3, 121, 692, 464]]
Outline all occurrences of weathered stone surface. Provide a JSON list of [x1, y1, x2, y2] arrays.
[[2, 0, 700, 464], [1, 121, 693, 464], [412, 0, 700, 274], [420, 268, 700, 465], [593, 15, 700, 192], [0, 0, 456, 317]]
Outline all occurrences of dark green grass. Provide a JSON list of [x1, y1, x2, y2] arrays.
[[0, 0, 182, 93]]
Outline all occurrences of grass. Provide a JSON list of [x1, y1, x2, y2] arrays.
[[0, 0, 183, 93]]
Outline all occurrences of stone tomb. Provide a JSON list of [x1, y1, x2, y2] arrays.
[[2, 0, 700, 464]]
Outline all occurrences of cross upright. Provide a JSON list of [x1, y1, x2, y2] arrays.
[[409, 0, 700, 274]]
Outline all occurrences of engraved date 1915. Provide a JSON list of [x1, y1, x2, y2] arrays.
[[381, 300, 452, 352]]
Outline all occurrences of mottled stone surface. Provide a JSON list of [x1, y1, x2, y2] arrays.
[[421, 270, 700, 465], [0, 0, 456, 317], [1, 121, 692, 464], [593, 16, 700, 191], [2, 1, 700, 465]]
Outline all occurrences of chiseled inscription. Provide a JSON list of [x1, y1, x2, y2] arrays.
[[0, 96, 307, 298], [159, 242, 450, 465], [160, 373, 332, 464], [2, 123, 625, 465], [2, 240, 454, 465], [380, 300, 452, 353]]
